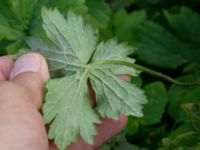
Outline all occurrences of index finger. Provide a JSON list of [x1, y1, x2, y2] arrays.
[[0, 55, 13, 81]]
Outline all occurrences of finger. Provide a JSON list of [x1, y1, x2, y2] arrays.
[[118, 74, 131, 81], [93, 114, 128, 148], [0, 55, 13, 81], [0, 53, 50, 150], [9, 53, 49, 109]]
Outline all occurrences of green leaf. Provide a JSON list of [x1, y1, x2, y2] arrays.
[[182, 103, 200, 133], [0, 0, 24, 40], [0, 0, 23, 31], [92, 39, 134, 61], [168, 123, 193, 139], [49, 0, 111, 29], [27, 7, 98, 76], [89, 69, 147, 119], [182, 63, 200, 73], [0, 0, 37, 53], [125, 116, 141, 136], [50, 0, 87, 14], [146, 0, 163, 4], [142, 82, 168, 125], [135, 21, 187, 69], [42, 8, 98, 64], [6, 40, 24, 54], [114, 9, 146, 44], [85, 0, 111, 28], [161, 132, 200, 149], [91, 39, 139, 76], [110, 0, 136, 10], [26, 37, 80, 76], [164, 7, 200, 63], [43, 72, 101, 150], [164, 7, 200, 47], [0, 23, 23, 40], [26, 8, 147, 149], [28, 0, 87, 43], [9, 0, 37, 26], [132, 75, 143, 87], [114, 7, 200, 69], [168, 72, 200, 122], [0, 13, 23, 40]]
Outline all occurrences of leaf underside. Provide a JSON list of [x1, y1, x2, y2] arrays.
[[27, 7, 147, 150]]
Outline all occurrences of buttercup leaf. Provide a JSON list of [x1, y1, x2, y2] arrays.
[[26, 7, 147, 150]]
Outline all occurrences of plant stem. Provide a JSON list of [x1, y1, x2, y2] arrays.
[[92, 60, 200, 87]]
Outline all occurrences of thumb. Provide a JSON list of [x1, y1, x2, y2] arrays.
[[9, 53, 49, 109]]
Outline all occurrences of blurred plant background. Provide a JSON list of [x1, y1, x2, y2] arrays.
[[1, 0, 200, 149]]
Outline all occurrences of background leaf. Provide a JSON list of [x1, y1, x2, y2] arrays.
[[114, 9, 146, 45], [85, 0, 111, 28], [143, 82, 168, 125], [134, 21, 187, 69], [9, 0, 37, 26], [161, 132, 200, 149], [164, 7, 200, 63], [168, 72, 200, 122]]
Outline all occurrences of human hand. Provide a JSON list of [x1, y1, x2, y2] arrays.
[[0, 53, 128, 150]]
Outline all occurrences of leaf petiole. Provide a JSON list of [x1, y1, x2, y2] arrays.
[[90, 60, 200, 87]]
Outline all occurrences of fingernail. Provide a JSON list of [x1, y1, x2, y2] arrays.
[[10, 54, 41, 79]]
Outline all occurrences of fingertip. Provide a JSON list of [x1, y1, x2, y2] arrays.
[[9, 52, 49, 81], [8, 53, 49, 109], [118, 75, 131, 81]]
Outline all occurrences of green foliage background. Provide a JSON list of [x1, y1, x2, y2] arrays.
[[1, 0, 200, 149]]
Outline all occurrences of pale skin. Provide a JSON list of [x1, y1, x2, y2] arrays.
[[0, 53, 129, 150]]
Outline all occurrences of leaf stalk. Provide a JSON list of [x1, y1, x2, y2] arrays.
[[91, 60, 200, 87]]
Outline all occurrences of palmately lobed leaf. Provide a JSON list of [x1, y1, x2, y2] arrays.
[[26, 7, 147, 150]]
